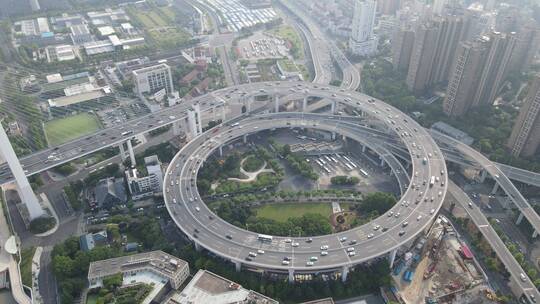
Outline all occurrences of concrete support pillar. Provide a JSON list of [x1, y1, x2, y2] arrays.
[[479, 169, 487, 183], [342, 135, 347, 146], [0, 125, 44, 220], [380, 157, 385, 167], [341, 266, 349, 282], [331, 100, 336, 114], [194, 242, 201, 252], [516, 213, 524, 225], [243, 134, 248, 144], [302, 96, 308, 112], [388, 249, 397, 268], [172, 121, 182, 136], [491, 183, 499, 194], [222, 106, 227, 122], [533, 230, 539, 239], [188, 104, 202, 138], [219, 146, 223, 157], [288, 269, 294, 283], [247, 97, 253, 113], [274, 95, 280, 113], [362, 145, 367, 153], [331, 132, 336, 140], [234, 261, 241, 272], [119, 142, 127, 161], [406, 161, 411, 170], [126, 139, 136, 167]]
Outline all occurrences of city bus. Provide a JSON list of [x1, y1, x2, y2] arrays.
[[258, 234, 273, 242]]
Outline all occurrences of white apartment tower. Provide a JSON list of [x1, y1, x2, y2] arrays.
[[349, 0, 378, 57], [132, 63, 174, 96]]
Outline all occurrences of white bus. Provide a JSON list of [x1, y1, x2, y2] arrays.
[[345, 163, 353, 171], [258, 234, 273, 242], [360, 169, 369, 177]]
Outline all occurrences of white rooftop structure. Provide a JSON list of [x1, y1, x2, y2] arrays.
[[97, 26, 115, 36], [166, 270, 277, 304]]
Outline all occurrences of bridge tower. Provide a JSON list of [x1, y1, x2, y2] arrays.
[[0, 125, 44, 220]]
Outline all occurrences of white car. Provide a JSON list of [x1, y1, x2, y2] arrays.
[[310, 256, 318, 261], [285, 239, 292, 243], [282, 260, 290, 265], [339, 237, 347, 242], [320, 245, 329, 250], [306, 261, 314, 266], [257, 250, 265, 254], [430, 209, 435, 214], [248, 252, 257, 257], [373, 225, 380, 231], [367, 233, 374, 239], [417, 215, 422, 221], [291, 242, 299, 247], [347, 247, 355, 252], [195, 206, 200, 212], [320, 251, 328, 256], [348, 251, 356, 257]]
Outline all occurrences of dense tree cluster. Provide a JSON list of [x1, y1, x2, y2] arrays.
[[331, 176, 360, 185], [353, 192, 396, 215]]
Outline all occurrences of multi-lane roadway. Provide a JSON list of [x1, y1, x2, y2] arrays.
[[163, 83, 448, 275]]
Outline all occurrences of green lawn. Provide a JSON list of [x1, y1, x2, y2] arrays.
[[45, 113, 102, 146], [20, 247, 36, 287], [255, 203, 332, 222]]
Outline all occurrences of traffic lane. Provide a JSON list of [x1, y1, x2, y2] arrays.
[[448, 181, 539, 301], [170, 117, 448, 262]]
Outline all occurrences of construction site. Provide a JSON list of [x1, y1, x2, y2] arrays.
[[391, 215, 499, 304]]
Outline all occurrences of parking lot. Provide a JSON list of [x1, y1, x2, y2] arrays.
[[237, 32, 289, 60], [98, 103, 149, 128]]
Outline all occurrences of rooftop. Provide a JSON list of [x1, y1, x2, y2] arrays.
[[88, 250, 188, 280], [167, 270, 277, 304]]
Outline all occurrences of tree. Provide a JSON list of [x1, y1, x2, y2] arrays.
[[103, 273, 122, 290]]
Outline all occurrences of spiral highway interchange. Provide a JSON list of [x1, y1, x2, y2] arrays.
[[163, 81, 448, 280]]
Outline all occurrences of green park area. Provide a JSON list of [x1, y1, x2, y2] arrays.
[[278, 58, 299, 73], [255, 203, 332, 222], [269, 25, 304, 59], [126, 4, 191, 49], [45, 113, 102, 146]]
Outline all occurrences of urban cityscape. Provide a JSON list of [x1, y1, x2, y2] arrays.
[[0, 0, 539, 303]]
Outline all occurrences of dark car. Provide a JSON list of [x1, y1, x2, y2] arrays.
[[226, 235, 232, 240]]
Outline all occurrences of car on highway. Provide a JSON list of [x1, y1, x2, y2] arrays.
[[320, 245, 329, 250], [321, 251, 328, 256], [348, 251, 356, 257], [282, 260, 290, 265], [399, 231, 406, 236], [306, 261, 314, 266], [257, 250, 265, 254]]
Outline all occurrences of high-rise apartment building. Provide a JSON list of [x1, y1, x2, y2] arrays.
[[471, 31, 516, 107], [444, 32, 517, 116], [406, 23, 439, 93], [132, 63, 174, 96], [507, 75, 540, 157], [377, 0, 401, 15], [392, 26, 415, 71], [349, 0, 378, 56], [405, 15, 468, 93], [509, 20, 540, 73], [443, 40, 487, 116]]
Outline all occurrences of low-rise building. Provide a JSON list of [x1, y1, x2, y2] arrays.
[[70, 24, 93, 45], [45, 44, 77, 62], [90, 177, 127, 210], [80, 230, 108, 252], [125, 155, 164, 200], [88, 250, 189, 292], [165, 269, 278, 304]]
